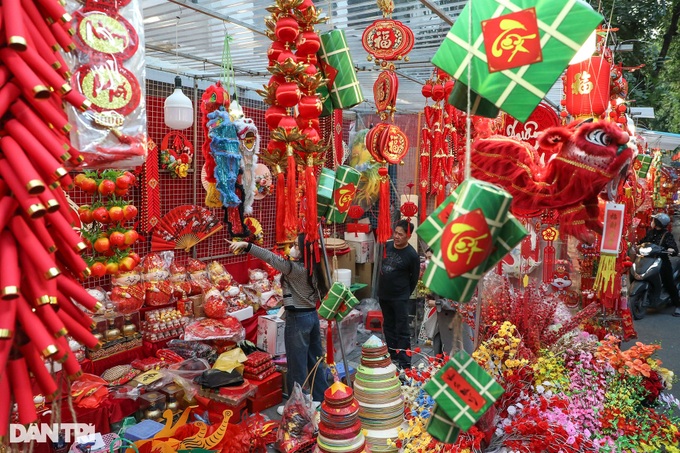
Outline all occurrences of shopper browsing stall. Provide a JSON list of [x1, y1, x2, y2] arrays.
[[227, 235, 330, 401], [426, 295, 474, 356], [378, 220, 420, 369]]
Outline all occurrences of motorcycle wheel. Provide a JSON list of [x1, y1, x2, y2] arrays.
[[628, 292, 647, 320]]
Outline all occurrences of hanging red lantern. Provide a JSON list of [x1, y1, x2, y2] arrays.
[[265, 105, 288, 130], [297, 116, 319, 132], [268, 41, 286, 65], [296, 31, 321, 56], [278, 115, 299, 134], [275, 16, 299, 43], [421, 82, 433, 99], [297, 95, 322, 119], [431, 84, 445, 102], [565, 56, 611, 119], [302, 126, 321, 144], [276, 82, 301, 107], [277, 49, 297, 65]]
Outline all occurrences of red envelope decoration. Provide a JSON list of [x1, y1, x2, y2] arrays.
[[334, 183, 357, 214], [441, 208, 493, 278]]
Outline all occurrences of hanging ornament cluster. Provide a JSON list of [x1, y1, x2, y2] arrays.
[[0, 0, 110, 431], [419, 69, 456, 222], [361, 0, 414, 248], [160, 131, 193, 178], [69, 0, 147, 168], [259, 0, 328, 249]]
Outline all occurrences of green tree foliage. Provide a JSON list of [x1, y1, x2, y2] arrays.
[[591, 0, 680, 132]]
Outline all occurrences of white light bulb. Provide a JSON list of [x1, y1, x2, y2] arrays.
[[164, 76, 194, 130]]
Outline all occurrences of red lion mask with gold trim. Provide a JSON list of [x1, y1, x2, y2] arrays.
[[470, 120, 633, 242]]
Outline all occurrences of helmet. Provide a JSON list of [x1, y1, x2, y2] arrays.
[[652, 213, 671, 227]]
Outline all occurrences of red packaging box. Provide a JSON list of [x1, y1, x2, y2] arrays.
[[249, 371, 283, 398], [247, 388, 283, 413], [345, 223, 371, 233]]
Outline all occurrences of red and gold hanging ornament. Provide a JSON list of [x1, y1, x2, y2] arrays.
[[564, 56, 611, 121], [68, 0, 147, 169], [261, 0, 327, 250], [362, 0, 414, 121], [141, 139, 161, 233], [160, 131, 193, 178]]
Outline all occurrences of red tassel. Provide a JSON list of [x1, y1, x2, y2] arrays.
[[377, 166, 392, 249], [543, 244, 555, 284], [275, 167, 287, 243], [284, 146, 297, 235], [419, 182, 427, 225], [305, 163, 319, 265]]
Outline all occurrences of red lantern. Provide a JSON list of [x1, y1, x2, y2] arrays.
[[431, 84, 445, 102], [297, 117, 319, 132], [276, 82, 301, 108], [268, 41, 286, 65], [267, 140, 287, 154], [275, 16, 299, 43], [296, 52, 318, 66], [296, 31, 321, 56], [302, 126, 321, 144], [278, 115, 298, 134], [268, 74, 286, 91], [421, 83, 433, 99], [298, 95, 322, 119], [277, 49, 297, 66], [265, 105, 287, 130], [565, 56, 611, 118]]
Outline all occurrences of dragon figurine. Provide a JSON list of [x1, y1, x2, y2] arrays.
[[470, 120, 633, 242]]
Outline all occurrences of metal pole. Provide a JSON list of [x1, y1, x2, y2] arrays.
[[318, 224, 353, 388], [473, 279, 483, 351]]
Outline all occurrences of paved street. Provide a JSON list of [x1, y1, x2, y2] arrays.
[[625, 304, 680, 402]]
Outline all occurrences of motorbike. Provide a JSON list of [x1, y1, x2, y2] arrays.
[[628, 242, 680, 319]]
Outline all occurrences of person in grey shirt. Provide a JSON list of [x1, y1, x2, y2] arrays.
[[228, 234, 329, 401]]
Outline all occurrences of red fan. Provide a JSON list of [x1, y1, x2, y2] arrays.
[[151, 205, 223, 252]]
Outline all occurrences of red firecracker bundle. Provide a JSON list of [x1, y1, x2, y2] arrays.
[[0, 0, 139, 435]]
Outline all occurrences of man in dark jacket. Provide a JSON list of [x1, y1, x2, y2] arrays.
[[378, 219, 420, 369], [639, 213, 680, 317]]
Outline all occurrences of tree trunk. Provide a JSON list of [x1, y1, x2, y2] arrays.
[[654, 0, 680, 76]]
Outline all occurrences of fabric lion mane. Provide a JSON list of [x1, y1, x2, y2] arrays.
[[470, 120, 633, 242]]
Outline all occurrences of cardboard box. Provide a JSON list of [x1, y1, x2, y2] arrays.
[[257, 315, 286, 356], [325, 247, 356, 278], [345, 238, 375, 264], [354, 262, 373, 300]]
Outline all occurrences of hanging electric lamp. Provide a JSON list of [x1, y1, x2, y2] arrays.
[[164, 18, 194, 130], [164, 75, 194, 130]]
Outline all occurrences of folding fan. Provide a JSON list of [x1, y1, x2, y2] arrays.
[[151, 205, 223, 252]]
